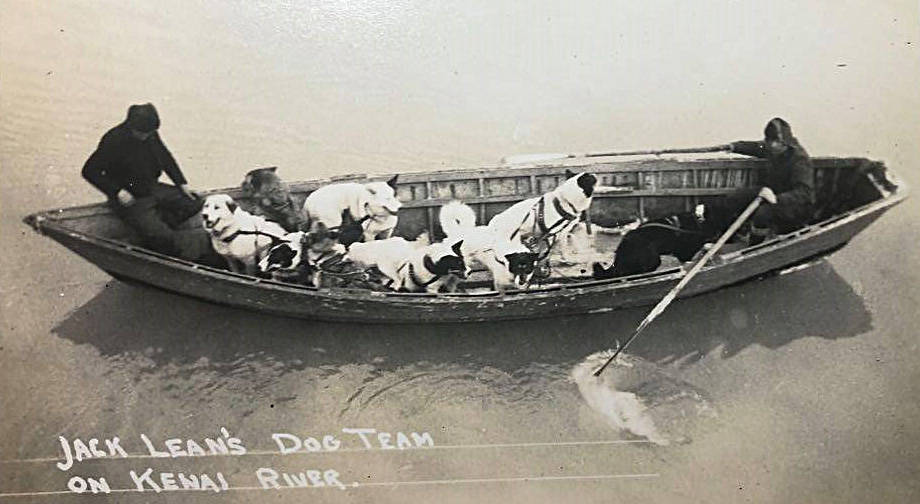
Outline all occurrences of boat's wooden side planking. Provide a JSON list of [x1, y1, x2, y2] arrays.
[[367, 158, 870, 239], [23, 156, 905, 322], [37, 157, 877, 246], [36, 194, 892, 323]]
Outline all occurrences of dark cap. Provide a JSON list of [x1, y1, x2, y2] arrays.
[[125, 103, 160, 133]]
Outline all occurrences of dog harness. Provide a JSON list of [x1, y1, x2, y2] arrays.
[[394, 256, 444, 290], [302, 213, 372, 238], [218, 223, 290, 272], [311, 252, 374, 281], [220, 228, 287, 244], [541, 196, 579, 234], [511, 196, 577, 240], [509, 195, 582, 266]]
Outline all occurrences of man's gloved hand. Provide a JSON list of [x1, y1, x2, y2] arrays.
[[116, 189, 136, 206], [758, 186, 777, 204], [179, 184, 199, 199]]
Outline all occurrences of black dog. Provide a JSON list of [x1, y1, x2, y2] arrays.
[[592, 201, 743, 279]]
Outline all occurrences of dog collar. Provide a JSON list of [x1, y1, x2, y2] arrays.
[[221, 229, 286, 244], [359, 203, 386, 225]]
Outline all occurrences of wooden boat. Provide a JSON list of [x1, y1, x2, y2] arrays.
[[24, 155, 907, 323]]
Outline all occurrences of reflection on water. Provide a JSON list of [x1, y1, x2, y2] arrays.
[[572, 351, 716, 446], [42, 260, 871, 446]]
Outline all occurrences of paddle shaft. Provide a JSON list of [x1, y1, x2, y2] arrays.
[[503, 145, 731, 164], [592, 193, 765, 377], [575, 145, 729, 158]]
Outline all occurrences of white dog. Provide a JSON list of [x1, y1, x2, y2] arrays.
[[487, 169, 598, 259], [201, 194, 287, 275], [346, 236, 466, 293], [439, 201, 538, 290], [302, 176, 402, 243]]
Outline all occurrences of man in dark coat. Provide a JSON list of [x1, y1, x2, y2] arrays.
[[82, 103, 213, 260], [726, 117, 816, 243]]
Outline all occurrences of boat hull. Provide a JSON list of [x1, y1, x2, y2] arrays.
[[32, 194, 897, 323]]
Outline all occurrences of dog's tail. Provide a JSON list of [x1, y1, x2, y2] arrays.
[[439, 200, 477, 237]]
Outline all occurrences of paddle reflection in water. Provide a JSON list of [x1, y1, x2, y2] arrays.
[[37, 260, 871, 452], [571, 351, 716, 446]]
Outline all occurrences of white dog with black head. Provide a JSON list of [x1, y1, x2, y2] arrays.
[[302, 176, 402, 243], [201, 194, 287, 275], [487, 169, 598, 261], [346, 236, 467, 293], [439, 201, 538, 290], [258, 224, 350, 287]]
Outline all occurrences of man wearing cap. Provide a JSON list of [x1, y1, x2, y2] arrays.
[[725, 117, 816, 244], [82, 103, 213, 260]]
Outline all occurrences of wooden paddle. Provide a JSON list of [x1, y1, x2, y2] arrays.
[[502, 145, 732, 165], [592, 188, 773, 377]]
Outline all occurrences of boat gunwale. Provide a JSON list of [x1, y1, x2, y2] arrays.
[[27, 156, 883, 221], [23, 158, 909, 305]]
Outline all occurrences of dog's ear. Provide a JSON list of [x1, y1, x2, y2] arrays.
[[266, 166, 278, 173], [227, 201, 238, 213], [312, 222, 331, 240], [386, 175, 399, 190], [565, 168, 577, 179], [451, 239, 464, 256], [244, 170, 263, 191], [592, 262, 609, 278], [577, 173, 597, 197]]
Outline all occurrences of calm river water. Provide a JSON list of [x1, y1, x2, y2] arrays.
[[2, 1, 919, 502]]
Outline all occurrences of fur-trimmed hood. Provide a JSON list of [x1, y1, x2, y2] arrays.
[[764, 117, 807, 159]]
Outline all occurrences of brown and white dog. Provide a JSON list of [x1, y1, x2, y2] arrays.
[[487, 169, 598, 261], [240, 166, 303, 232], [439, 201, 538, 290], [201, 194, 287, 275], [302, 176, 402, 243], [346, 237, 467, 293]]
